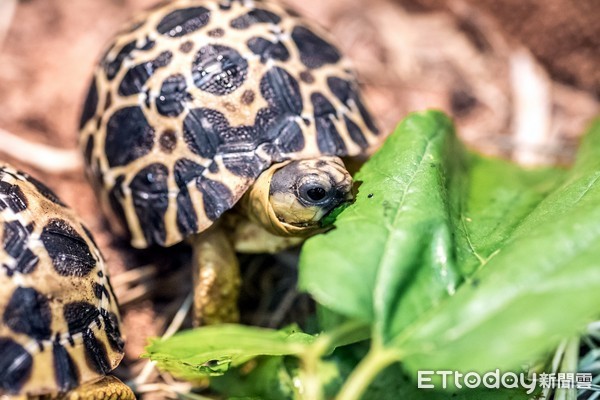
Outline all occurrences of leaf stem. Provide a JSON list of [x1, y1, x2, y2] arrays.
[[298, 321, 370, 400], [300, 342, 325, 400], [336, 345, 401, 400]]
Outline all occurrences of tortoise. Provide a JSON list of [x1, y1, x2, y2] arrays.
[[79, 0, 380, 325], [0, 164, 134, 399]]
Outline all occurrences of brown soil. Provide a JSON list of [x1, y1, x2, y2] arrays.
[[397, 0, 600, 96], [0, 0, 598, 397]]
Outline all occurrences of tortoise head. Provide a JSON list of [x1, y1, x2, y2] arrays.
[[243, 157, 353, 236]]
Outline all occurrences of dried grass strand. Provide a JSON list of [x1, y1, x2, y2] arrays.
[[0, 0, 16, 48], [0, 127, 82, 173]]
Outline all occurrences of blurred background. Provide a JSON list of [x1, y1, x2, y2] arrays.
[[0, 0, 598, 395]]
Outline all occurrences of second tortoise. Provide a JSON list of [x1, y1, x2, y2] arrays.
[[0, 164, 133, 399]]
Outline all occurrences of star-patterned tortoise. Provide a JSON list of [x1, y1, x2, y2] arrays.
[[0, 164, 134, 399], [80, 0, 380, 325]]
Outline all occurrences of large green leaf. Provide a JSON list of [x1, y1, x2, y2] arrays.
[[300, 111, 465, 342], [398, 118, 600, 373]]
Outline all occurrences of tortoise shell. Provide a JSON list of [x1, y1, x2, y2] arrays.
[[0, 165, 124, 397], [80, 0, 380, 249]]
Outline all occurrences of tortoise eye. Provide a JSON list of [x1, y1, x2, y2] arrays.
[[298, 180, 333, 205], [306, 186, 327, 202]]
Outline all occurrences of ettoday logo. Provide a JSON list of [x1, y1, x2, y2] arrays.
[[417, 370, 592, 394]]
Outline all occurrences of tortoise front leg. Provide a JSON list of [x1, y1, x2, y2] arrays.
[[59, 376, 135, 400], [188, 226, 241, 326]]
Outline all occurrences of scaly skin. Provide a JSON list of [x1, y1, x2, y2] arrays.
[[60, 377, 135, 400]]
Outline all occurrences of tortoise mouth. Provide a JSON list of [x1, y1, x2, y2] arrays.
[[277, 192, 354, 230], [318, 196, 354, 226]]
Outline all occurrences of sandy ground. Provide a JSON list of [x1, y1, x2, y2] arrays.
[[0, 0, 598, 396]]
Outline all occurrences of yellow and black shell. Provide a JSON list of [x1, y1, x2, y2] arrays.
[[80, 0, 380, 249], [0, 165, 124, 397]]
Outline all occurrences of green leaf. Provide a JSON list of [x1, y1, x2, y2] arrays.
[[455, 154, 563, 276], [211, 357, 297, 400], [211, 332, 366, 400], [398, 118, 600, 373], [143, 325, 314, 379], [300, 111, 465, 342]]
